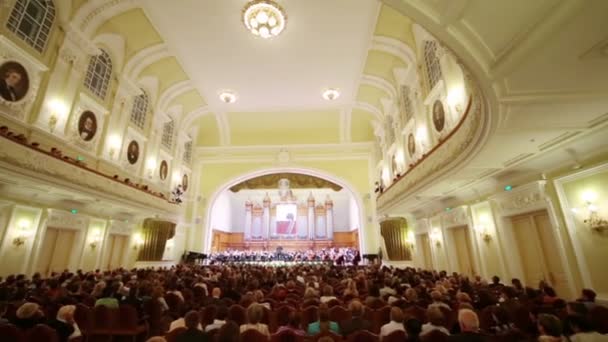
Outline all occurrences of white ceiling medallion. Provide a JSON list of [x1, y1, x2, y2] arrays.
[[322, 88, 340, 101], [242, 0, 287, 39], [218, 90, 237, 103]]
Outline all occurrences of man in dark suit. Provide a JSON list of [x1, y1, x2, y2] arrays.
[[0, 67, 22, 102], [176, 311, 209, 342], [340, 300, 371, 337], [448, 309, 488, 342]]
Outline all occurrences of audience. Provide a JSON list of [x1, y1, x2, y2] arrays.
[[0, 262, 605, 342]]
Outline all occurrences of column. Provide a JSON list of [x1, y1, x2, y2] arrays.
[[308, 192, 315, 240], [325, 195, 334, 240], [244, 200, 252, 240], [263, 193, 271, 239]]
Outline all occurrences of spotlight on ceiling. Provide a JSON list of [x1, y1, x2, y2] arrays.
[[322, 88, 340, 101], [218, 90, 237, 104]]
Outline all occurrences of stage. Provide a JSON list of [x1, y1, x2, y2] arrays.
[[210, 230, 359, 252]]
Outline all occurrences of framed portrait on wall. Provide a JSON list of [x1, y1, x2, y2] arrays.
[[182, 174, 189, 191], [433, 100, 446, 132], [407, 133, 416, 157], [127, 140, 139, 165], [77, 111, 97, 141], [0, 61, 29, 102], [159, 160, 168, 180]]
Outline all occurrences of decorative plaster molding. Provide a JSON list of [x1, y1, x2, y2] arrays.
[[370, 36, 417, 65], [0, 36, 48, 121], [360, 74, 397, 98], [47, 210, 89, 230], [490, 181, 548, 217], [441, 206, 469, 228]]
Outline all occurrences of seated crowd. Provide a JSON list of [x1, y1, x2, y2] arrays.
[[0, 263, 606, 342]]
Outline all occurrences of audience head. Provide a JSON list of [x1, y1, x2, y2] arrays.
[[287, 311, 301, 328], [405, 288, 418, 302], [322, 285, 333, 297], [216, 305, 229, 321], [456, 291, 471, 303], [458, 309, 479, 332], [581, 288, 596, 302], [212, 287, 222, 298], [389, 307, 403, 323], [430, 290, 443, 302], [566, 301, 588, 316], [56, 305, 76, 323], [246, 303, 264, 324], [405, 318, 422, 337], [184, 310, 200, 330], [566, 314, 593, 333], [348, 300, 364, 317], [543, 286, 557, 297], [146, 337, 167, 342], [16, 302, 42, 320], [492, 276, 500, 285], [537, 314, 562, 337], [427, 306, 445, 327], [218, 321, 240, 342]]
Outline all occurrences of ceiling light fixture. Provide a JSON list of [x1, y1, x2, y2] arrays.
[[243, 0, 287, 39], [218, 90, 237, 104], [322, 88, 340, 101]]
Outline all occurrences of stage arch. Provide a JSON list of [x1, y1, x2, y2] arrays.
[[203, 167, 368, 254]]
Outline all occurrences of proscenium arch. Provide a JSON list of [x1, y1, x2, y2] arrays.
[[203, 167, 370, 254]]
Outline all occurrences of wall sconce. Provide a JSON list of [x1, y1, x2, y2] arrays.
[[133, 233, 144, 250], [475, 225, 492, 242], [107, 134, 122, 159], [405, 231, 415, 250], [475, 214, 492, 242], [447, 85, 465, 114], [165, 238, 174, 250], [572, 191, 608, 232], [48, 99, 68, 133], [146, 158, 157, 179], [88, 229, 102, 249], [430, 228, 442, 247], [12, 219, 33, 247]]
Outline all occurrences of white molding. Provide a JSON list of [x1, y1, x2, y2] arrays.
[[123, 43, 170, 79], [360, 74, 397, 98], [370, 36, 417, 65], [354, 101, 383, 121], [157, 80, 195, 114], [92, 33, 125, 73]]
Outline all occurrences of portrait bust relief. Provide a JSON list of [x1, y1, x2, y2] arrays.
[[127, 140, 139, 165], [432, 100, 446, 132], [159, 160, 168, 180], [407, 133, 416, 157], [77, 111, 97, 141], [0, 61, 29, 102]]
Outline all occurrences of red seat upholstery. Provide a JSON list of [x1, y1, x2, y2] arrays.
[[347, 330, 379, 342], [143, 299, 164, 337], [165, 327, 187, 342], [301, 306, 319, 328], [329, 306, 351, 324], [91, 305, 116, 337], [274, 305, 294, 331], [382, 330, 406, 342], [270, 329, 304, 342], [590, 305, 608, 334], [0, 323, 25, 342], [313, 331, 343, 342], [113, 305, 147, 340], [228, 305, 247, 326], [241, 328, 269, 342], [74, 304, 92, 338], [420, 330, 449, 342], [26, 324, 59, 342]]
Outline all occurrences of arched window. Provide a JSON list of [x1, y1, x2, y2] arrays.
[[161, 119, 174, 149], [6, 0, 55, 52], [84, 49, 112, 100], [423, 40, 443, 90], [130, 90, 149, 130], [182, 140, 192, 164]]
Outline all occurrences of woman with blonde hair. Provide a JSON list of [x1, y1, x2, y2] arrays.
[[240, 303, 269, 336]]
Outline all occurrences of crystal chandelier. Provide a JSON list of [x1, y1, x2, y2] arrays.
[[242, 0, 287, 39]]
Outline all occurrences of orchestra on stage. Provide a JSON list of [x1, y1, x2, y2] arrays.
[[204, 247, 361, 266]]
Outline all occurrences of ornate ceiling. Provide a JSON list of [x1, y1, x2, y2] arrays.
[[229, 173, 342, 192]]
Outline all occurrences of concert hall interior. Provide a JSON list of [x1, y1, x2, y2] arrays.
[[1, 1, 608, 339]]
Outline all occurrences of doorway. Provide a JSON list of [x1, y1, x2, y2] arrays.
[[36, 228, 76, 276], [450, 225, 476, 277], [510, 210, 569, 296], [101, 234, 128, 270], [419, 233, 433, 269]]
